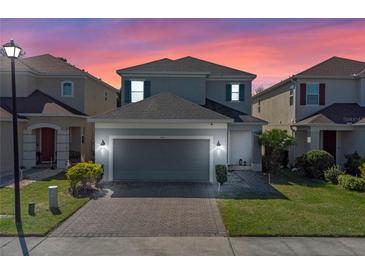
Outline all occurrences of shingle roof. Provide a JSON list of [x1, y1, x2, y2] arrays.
[[203, 98, 266, 123], [253, 56, 365, 100], [0, 90, 86, 116], [1, 54, 118, 91], [91, 93, 233, 121], [20, 54, 85, 75], [296, 103, 365, 125], [297, 56, 365, 77], [117, 56, 256, 78]]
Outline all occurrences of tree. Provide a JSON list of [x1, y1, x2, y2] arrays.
[[255, 85, 265, 94], [257, 129, 295, 175]]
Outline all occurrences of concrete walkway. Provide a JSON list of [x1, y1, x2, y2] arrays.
[[1, 236, 365, 256]]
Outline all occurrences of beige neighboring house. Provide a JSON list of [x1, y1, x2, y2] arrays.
[[0, 54, 118, 177], [252, 56, 365, 165]]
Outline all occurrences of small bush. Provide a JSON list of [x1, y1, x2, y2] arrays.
[[324, 165, 344, 184], [215, 165, 227, 185], [344, 152, 364, 176], [66, 162, 103, 195], [296, 150, 334, 179], [338, 174, 365, 191], [360, 163, 365, 179]]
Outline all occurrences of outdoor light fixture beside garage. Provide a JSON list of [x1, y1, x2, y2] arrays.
[[216, 140, 221, 147], [100, 140, 106, 146]]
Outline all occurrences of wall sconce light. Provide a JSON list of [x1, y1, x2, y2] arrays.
[[100, 140, 105, 146], [216, 140, 221, 147]]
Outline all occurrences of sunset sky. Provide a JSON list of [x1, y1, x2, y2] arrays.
[[1, 18, 364, 92]]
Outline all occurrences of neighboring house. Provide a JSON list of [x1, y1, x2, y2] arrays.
[[252, 56, 365, 165], [0, 54, 118, 176], [91, 56, 266, 182]]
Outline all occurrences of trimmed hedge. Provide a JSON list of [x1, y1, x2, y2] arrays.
[[344, 152, 364, 176], [324, 165, 344, 185], [338, 175, 365, 191], [296, 150, 334, 179], [215, 165, 227, 185], [66, 162, 103, 195]]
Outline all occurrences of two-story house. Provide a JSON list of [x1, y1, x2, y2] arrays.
[[91, 56, 266, 182], [0, 54, 118, 176], [252, 56, 365, 165]]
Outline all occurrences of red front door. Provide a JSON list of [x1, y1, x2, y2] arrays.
[[41, 128, 55, 162], [322, 130, 336, 160]]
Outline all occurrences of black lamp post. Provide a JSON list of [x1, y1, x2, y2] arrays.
[[1, 39, 24, 224]]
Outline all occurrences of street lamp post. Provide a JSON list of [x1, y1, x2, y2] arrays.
[[1, 40, 24, 224]]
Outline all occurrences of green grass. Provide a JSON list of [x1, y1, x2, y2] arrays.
[[217, 170, 365, 236], [0, 174, 89, 236]]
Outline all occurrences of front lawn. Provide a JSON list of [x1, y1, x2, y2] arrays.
[[217, 170, 365, 236], [0, 174, 89, 236]]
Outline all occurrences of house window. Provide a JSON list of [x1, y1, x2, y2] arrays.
[[131, 80, 144, 103], [231, 84, 239, 101], [306, 83, 319, 105], [258, 100, 261, 113], [289, 90, 294, 106], [61, 81, 74, 97], [104, 91, 108, 101]]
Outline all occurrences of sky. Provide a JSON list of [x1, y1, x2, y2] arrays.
[[1, 18, 365, 92]]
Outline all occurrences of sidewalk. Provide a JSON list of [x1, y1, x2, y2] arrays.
[[1, 236, 365, 256]]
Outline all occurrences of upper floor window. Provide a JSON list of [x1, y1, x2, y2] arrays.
[[258, 100, 261, 113], [131, 80, 144, 103], [61, 81, 74, 97], [231, 84, 240, 101], [306, 83, 319, 105], [289, 90, 294, 106]]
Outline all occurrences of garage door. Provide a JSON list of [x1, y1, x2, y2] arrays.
[[113, 139, 210, 182]]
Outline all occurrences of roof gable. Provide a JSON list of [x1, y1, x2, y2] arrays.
[[117, 56, 256, 78], [91, 93, 232, 121], [0, 90, 86, 116], [296, 103, 365, 125], [297, 56, 365, 77]]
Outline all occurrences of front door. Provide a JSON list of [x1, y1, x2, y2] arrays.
[[322, 130, 336, 160], [41, 128, 55, 162]]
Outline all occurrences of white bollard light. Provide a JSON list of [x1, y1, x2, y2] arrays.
[[48, 186, 58, 209]]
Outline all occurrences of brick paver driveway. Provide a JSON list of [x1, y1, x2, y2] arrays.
[[51, 182, 226, 237]]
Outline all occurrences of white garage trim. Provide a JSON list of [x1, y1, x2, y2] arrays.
[[108, 135, 214, 182]]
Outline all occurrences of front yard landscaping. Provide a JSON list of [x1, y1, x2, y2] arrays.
[[218, 170, 365, 236], [0, 174, 89, 236]]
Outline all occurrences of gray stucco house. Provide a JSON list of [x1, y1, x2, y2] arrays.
[[90, 56, 266, 182], [252, 56, 365, 165]]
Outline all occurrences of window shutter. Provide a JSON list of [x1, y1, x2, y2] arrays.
[[225, 84, 231, 101], [124, 80, 131, 103], [300, 83, 306, 105], [144, 81, 151, 98], [319, 83, 326, 105], [239, 84, 245, 101]]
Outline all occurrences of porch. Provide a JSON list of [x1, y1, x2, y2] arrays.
[[293, 125, 364, 165], [22, 123, 85, 169]]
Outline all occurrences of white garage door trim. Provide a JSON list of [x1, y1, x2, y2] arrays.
[[108, 135, 214, 182]]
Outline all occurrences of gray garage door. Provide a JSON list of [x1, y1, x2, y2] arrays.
[[113, 139, 210, 182]]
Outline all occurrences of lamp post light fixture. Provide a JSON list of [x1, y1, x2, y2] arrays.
[[1, 39, 24, 224]]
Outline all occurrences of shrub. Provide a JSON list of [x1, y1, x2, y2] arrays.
[[344, 152, 364, 176], [296, 150, 334, 179], [338, 174, 365, 191], [257, 129, 295, 174], [215, 165, 227, 185], [66, 162, 103, 195], [324, 165, 344, 184], [360, 163, 365, 179]]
